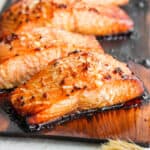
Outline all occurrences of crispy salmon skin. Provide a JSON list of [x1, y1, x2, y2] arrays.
[[10, 51, 144, 125], [0, 0, 133, 38]]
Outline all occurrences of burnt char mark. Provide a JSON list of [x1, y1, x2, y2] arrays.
[[0, 89, 14, 94], [74, 86, 81, 91], [27, 97, 146, 132], [19, 96, 24, 100], [51, 2, 67, 9], [68, 50, 81, 55], [57, 4, 67, 9], [25, 6, 29, 12], [113, 67, 123, 75], [3, 95, 148, 133], [60, 79, 65, 86], [97, 31, 133, 41], [81, 52, 90, 57], [42, 93, 48, 99], [34, 48, 41, 51], [4, 33, 19, 44], [70, 85, 87, 94], [17, 96, 25, 107], [20, 101, 25, 107], [53, 61, 59, 67], [88, 8, 99, 14], [82, 62, 90, 72], [121, 74, 129, 80], [103, 74, 112, 80], [25, 18, 30, 23], [0, 37, 3, 42], [31, 96, 35, 99], [15, 54, 19, 57]]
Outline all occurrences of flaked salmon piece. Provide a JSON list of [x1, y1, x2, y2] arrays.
[[0, 25, 102, 62], [0, 44, 102, 89], [0, 0, 133, 38], [10, 51, 144, 125]]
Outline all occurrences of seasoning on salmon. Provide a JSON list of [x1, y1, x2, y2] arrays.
[[80, 0, 129, 6], [10, 51, 144, 125], [0, 25, 102, 61], [11, 0, 129, 6], [0, 0, 133, 38], [0, 46, 103, 90]]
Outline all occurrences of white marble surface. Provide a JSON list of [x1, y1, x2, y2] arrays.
[[0, 0, 6, 11], [0, 137, 99, 150]]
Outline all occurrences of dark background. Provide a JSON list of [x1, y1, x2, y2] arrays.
[[101, 0, 150, 61]]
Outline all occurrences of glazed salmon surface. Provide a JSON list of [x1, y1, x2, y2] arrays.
[[0, 25, 102, 62], [12, 0, 129, 6], [0, 0, 133, 38], [81, 0, 129, 6], [10, 51, 144, 125], [0, 42, 103, 89]]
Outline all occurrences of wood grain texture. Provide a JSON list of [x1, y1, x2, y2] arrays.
[[43, 100, 150, 144]]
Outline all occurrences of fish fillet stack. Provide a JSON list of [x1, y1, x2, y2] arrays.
[[0, 0, 144, 128]]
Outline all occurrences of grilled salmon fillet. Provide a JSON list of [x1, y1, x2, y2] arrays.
[[0, 43, 103, 89], [10, 51, 144, 125], [0, 25, 102, 61], [0, 0, 133, 38], [12, 0, 129, 6], [81, 0, 129, 6], [0, 25, 102, 89]]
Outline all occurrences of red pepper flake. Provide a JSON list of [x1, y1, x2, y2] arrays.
[[20, 96, 24, 100], [31, 96, 35, 99], [20, 101, 25, 106], [68, 50, 80, 55], [74, 86, 81, 91], [56, 4, 67, 9], [43, 93, 48, 98], [121, 74, 128, 79], [25, 18, 30, 23], [4, 33, 19, 44], [60, 79, 65, 86], [15, 54, 19, 57], [34, 48, 41, 51], [82, 62, 90, 72], [113, 67, 123, 75], [88, 8, 99, 14], [103, 74, 112, 80]]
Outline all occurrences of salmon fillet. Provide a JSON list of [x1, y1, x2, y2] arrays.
[[12, 0, 129, 6], [0, 25, 102, 89], [0, 25, 102, 62], [0, 0, 133, 38], [10, 51, 144, 125], [81, 0, 129, 6], [0, 43, 103, 89]]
